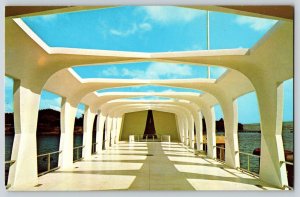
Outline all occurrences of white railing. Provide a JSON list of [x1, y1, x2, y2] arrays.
[[215, 146, 225, 162], [37, 150, 62, 176], [238, 151, 261, 176], [73, 145, 85, 162]]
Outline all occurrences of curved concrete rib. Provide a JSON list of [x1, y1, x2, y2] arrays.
[[5, 6, 293, 189]]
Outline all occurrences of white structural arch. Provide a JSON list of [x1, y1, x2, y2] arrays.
[[5, 6, 293, 190]]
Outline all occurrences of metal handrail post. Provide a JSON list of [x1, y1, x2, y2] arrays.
[[247, 155, 250, 172], [220, 148, 223, 161], [37, 150, 62, 176], [47, 153, 51, 172], [77, 147, 79, 160]]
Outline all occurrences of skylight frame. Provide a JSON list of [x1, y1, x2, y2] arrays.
[[13, 7, 250, 57]]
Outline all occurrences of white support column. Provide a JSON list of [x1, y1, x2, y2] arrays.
[[222, 98, 240, 168], [82, 106, 96, 159], [175, 115, 183, 143], [180, 117, 186, 144], [257, 82, 288, 188], [115, 116, 123, 144], [110, 117, 115, 145], [112, 117, 118, 145], [195, 111, 203, 151], [96, 113, 106, 153], [179, 117, 185, 143], [105, 116, 112, 149], [183, 117, 189, 146], [8, 82, 40, 188], [59, 98, 78, 169], [188, 114, 195, 149], [203, 106, 216, 159]]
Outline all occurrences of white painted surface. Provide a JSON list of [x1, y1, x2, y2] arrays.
[[10, 142, 279, 191]]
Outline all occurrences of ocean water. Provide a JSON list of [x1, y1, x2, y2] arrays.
[[5, 135, 84, 161], [4, 135, 84, 185], [215, 131, 294, 174]]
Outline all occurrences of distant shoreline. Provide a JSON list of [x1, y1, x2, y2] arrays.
[[5, 132, 83, 136], [5, 130, 293, 136]]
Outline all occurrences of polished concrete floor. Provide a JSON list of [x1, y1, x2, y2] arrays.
[[25, 142, 279, 191]]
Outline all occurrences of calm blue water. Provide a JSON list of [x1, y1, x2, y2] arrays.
[[4, 134, 84, 184], [215, 131, 294, 173], [239, 131, 293, 174], [5, 134, 83, 161]]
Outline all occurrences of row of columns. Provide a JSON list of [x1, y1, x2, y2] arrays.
[[7, 81, 288, 189]]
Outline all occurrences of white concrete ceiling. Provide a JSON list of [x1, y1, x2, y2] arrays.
[[5, 6, 293, 114]]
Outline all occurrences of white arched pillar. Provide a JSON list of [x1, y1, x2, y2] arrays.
[[82, 106, 96, 159], [104, 116, 112, 149], [175, 114, 184, 143], [188, 113, 195, 149], [202, 105, 216, 159], [221, 98, 240, 169], [183, 116, 189, 146], [58, 98, 78, 169], [195, 111, 203, 151], [112, 116, 118, 144], [115, 116, 123, 144], [110, 117, 116, 145], [8, 81, 41, 188], [256, 81, 288, 188], [96, 112, 106, 153]]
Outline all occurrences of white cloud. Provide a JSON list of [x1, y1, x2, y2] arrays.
[[110, 24, 138, 37], [110, 22, 152, 37], [121, 68, 146, 78], [123, 62, 192, 79], [139, 23, 152, 31], [150, 62, 192, 77], [140, 6, 204, 23], [161, 89, 176, 93], [100, 66, 120, 76], [97, 63, 193, 79], [235, 16, 277, 31], [39, 14, 58, 22]]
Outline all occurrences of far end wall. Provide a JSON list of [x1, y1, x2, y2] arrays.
[[121, 110, 179, 141]]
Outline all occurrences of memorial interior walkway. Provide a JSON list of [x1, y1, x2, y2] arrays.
[[16, 142, 279, 191]]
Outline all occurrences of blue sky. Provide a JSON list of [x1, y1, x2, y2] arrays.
[[214, 79, 293, 123], [22, 6, 276, 52], [97, 85, 202, 94], [72, 63, 226, 80], [5, 6, 291, 123], [125, 96, 172, 101]]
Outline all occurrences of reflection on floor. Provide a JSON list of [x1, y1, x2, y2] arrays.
[[25, 142, 279, 191]]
